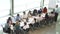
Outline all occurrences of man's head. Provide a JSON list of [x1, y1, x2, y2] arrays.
[[23, 11, 25, 14], [56, 5, 58, 8], [17, 14, 19, 16]]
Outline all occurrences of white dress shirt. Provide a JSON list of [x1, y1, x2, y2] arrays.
[[23, 24, 29, 30], [37, 16, 43, 22], [23, 19, 26, 22], [48, 13, 55, 17], [20, 21, 24, 27], [22, 14, 27, 19], [27, 17, 35, 24], [10, 25, 14, 30]]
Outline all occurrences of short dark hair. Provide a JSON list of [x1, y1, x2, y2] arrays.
[[56, 5, 58, 8], [24, 22, 26, 25], [51, 12, 54, 14], [17, 14, 19, 16], [23, 11, 25, 14], [7, 17, 12, 23]]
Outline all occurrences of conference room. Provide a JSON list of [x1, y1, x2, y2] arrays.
[[0, 0, 60, 34]]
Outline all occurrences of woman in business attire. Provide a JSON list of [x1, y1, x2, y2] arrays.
[[4, 17, 13, 34], [43, 7, 47, 13]]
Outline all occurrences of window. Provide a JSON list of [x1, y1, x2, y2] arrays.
[[48, 0, 56, 9], [14, 0, 41, 13], [44, 0, 49, 9], [0, 0, 10, 27], [0, 0, 10, 18]]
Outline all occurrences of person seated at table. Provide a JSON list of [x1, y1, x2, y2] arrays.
[[22, 11, 27, 19], [7, 17, 12, 23], [28, 10, 32, 17], [52, 9, 59, 22], [23, 22, 30, 32], [37, 15, 43, 23], [33, 9, 38, 16], [34, 15, 42, 27], [49, 11, 55, 23], [3, 17, 12, 33], [26, 16, 35, 29], [42, 7, 47, 13], [34, 18, 39, 27], [49, 11, 55, 17], [38, 14, 41, 17], [15, 14, 21, 22], [38, 8, 42, 14], [19, 20, 25, 28], [15, 21, 20, 34], [45, 13, 50, 24], [7, 17, 13, 27]]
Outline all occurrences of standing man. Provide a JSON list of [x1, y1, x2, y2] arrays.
[[54, 5, 59, 22]]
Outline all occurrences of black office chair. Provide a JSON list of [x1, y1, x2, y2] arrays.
[[3, 27, 11, 34]]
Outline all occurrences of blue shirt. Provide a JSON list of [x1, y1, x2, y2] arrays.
[[16, 16, 21, 21]]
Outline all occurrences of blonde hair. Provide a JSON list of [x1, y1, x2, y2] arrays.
[[15, 21, 20, 25]]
